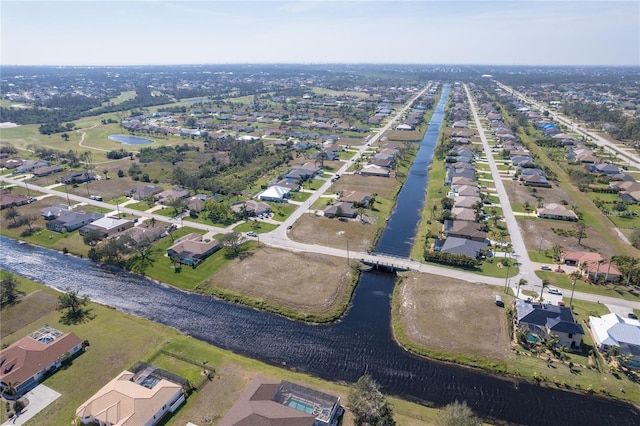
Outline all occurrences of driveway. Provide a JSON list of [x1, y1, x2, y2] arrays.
[[2, 385, 61, 426]]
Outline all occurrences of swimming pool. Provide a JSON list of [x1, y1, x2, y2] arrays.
[[287, 397, 314, 415]]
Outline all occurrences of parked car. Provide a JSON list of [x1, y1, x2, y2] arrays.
[[629, 313, 638, 320], [540, 265, 552, 271], [547, 287, 562, 295], [286, 225, 292, 230], [247, 232, 257, 237]]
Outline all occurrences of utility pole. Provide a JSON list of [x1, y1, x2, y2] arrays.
[[569, 278, 577, 308], [504, 262, 511, 294], [346, 239, 350, 266]]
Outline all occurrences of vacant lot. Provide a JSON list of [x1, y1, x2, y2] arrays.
[[330, 173, 398, 199], [291, 214, 374, 252], [394, 271, 511, 361], [505, 180, 621, 257], [203, 246, 355, 320]]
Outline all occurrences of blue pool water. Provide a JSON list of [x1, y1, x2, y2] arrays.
[[287, 398, 314, 414]]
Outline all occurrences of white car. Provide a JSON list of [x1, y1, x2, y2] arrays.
[[547, 287, 562, 295], [540, 265, 552, 271]]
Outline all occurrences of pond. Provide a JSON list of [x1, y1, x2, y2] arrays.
[[108, 134, 155, 145]]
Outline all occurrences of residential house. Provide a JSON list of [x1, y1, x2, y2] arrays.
[[586, 163, 619, 175], [324, 202, 357, 219], [453, 196, 482, 209], [536, 203, 578, 221], [515, 300, 584, 350], [80, 216, 135, 238], [522, 174, 551, 187], [452, 121, 468, 128], [620, 190, 640, 204], [360, 165, 390, 177], [0, 327, 83, 396], [258, 186, 291, 203], [32, 165, 63, 177], [443, 220, 487, 242], [445, 167, 476, 185], [438, 236, 487, 259], [231, 200, 271, 217], [340, 190, 371, 206], [589, 313, 640, 365], [130, 184, 164, 201], [0, 192, 29, 210], [156, 188, 189, 205], [119, 225, 165, 245], [76, 365, 185, 426], [61, 170, 96, 185], [40, 204, 72, 220], [46, 211, 103, 233], [451, 207, 476, 222], [448, 185, 479, 198], [187, 196, 205, 213], [561, 251, 621, 282], [167, 233, 221, 266], [219, 376, 343, 426], [451, 177, 477, 186]]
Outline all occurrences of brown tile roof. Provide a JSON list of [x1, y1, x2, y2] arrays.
[[0, 331, 82, 385]]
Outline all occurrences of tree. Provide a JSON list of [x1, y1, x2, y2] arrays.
[[0, 273, 21, 307], [612, 255, 640, 286], [574, 222, 588, 245], [117, 169, 125, 178], [219, 231, 242, 254], [540, 279, 550, 302], [57, 286, 91, 324], [83, 229, 104, 246], [630, 229, 640, 250], [102, 169, 109, 180], [348, 375, 395, 426], [437, 401, 482, 426], [471, 200, 484, 223], [4, 206, 20, 227], [61, 132, 70, 141]]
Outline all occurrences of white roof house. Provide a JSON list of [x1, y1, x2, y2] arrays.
[[258, 185, 291, 202], [590, 313, 640, 363]]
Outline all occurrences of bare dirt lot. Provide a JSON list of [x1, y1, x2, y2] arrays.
[[330, 173, 398, 199], [395, 271, 511, 361], [291, 214, 374, 252], [505, 179, 573, 208], [204, 246, 355, 319]]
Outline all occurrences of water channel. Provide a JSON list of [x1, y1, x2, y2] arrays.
[[1, 84, 638, 425]]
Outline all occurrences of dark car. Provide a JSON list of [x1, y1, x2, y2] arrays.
[[629, 313, 638, 320]]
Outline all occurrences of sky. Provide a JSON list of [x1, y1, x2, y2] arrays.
[[1, 0, 639, 66]]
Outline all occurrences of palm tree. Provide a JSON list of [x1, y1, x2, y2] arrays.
[[569, 270, 581, 306], [540, 279, 550, 302], [594, 258, 606, 282]]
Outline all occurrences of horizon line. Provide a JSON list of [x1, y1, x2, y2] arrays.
[[2, 62, 639, 68]]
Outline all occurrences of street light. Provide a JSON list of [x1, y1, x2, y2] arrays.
[[346, 238, 350, 266]]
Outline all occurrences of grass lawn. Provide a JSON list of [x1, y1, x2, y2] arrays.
[[289, 191, 312, 202], [529, 251, 554, 263], [268, 203, 298, 221], [233, 221, 278, 233], [143, 229, 228, 291], [121, 200, 155, 211], [535, 271, 640, 302]]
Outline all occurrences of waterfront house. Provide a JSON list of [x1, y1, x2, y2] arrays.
[[76, 364, 185, 426], [589, 314, 640, 366], [258, 185, 291, 203], [515, 300, 584, 350], [46, 211, 103, 233], [0, 327, 83, 397], [167, 233, 221, 266], [219, 376, 342, 426]]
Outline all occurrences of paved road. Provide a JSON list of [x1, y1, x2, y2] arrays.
[[464, 84, 540, 289], [495, 81, 640, 170]]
